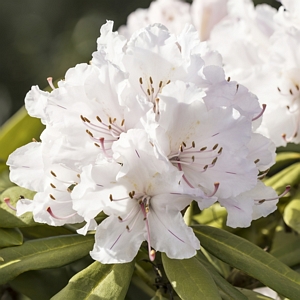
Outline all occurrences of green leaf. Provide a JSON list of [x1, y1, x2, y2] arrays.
[[0, 234, 94, 284], [9, 255, 94, 300], [0, 106, 44, 173], [162, 253, 221, 300], [0, 228, 23, 248], [52, 260, 135, 300], [283, 188, 300, 233], [193, 225, 300, 299], [196, 252, 247, 300], [0, 186, 36, 228]]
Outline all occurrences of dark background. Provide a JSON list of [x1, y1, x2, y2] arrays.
[[0, 0, 280, 125]]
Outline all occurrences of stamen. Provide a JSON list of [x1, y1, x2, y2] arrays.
[[4, 198, 17, 211], [47, 207, 77, 220], [277, 87, 281, 92], [50, 170, 57, 177], [227, 77, 231, 82], [96, 116, 102, 123], [205, 182, 220, 197], [86, 130, 94, 137], [149, 77, 153, 84], [49, 194, 56, 200], [290, 89, 293, 95], [139, 77, 143, 84], [47, 77, 56, 90], [121, 119, 125, 126], [252, 104, 266, 121], [255, 185, 290, 204]]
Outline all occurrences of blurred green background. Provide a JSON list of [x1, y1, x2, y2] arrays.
[[0, 0, 280, 125]]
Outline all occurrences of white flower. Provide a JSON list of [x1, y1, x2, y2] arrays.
[[73, 130, 200, 263]]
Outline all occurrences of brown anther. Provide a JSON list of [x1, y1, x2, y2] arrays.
[[212, 157, 218, 165], [50, 170, 57, 177], [227, 77, 231, 82], [159, 81, 163, 88], [49, 194, 56, 200], [166, 80, 171, 84], [151, 87, 154, 93], [290, 89, 293, 95], [282, 133, 287, 139], [287, 105, 290, 110], [77, 174, 81, 178], [212, 144, 218, 150], [218, 147, 223, 154], [254, 159, 260, 164], [96, 116, 102, 123], [277, 87, 281, 92], [180, 145, 184, 152], [129, 192, 133, 199], [94, 143, 100, 147], [109, 194, 113, 201], [192, 141, 195, 148], [294, 132, 298, 138], [192, 156, 195, 162], [200, 147, 207, 151], [121, 119, 125, 126], [149, 77, 153, 84], [19, 195, 25, 199], [109, 117, 112, 124], [80, 115, 86, 122], [138, 199, 143, 205], [84, 117, 91, 123], [139, 77, 143, 84], [143, 217, 147, 221], [132, 191, 135, 197], [118, 216, 123, 221], [203, 165, 208, 170], [108, 125, 112, 130], [126, 225, 130, 231], [182, 141, 186, 147], [259, 199, 265, 204], [147, 89, 151, 96], [86, 129, 93, 137], [50, 183, 56, 189], [296, 84, 299, 91]]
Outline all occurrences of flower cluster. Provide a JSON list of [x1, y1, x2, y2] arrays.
[[7, 21, 279, 264]]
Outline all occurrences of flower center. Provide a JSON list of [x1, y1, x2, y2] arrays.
[[81, 115, 125, 157]]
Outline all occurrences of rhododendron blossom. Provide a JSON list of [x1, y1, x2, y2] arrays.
[[7, 20, 280, 264]]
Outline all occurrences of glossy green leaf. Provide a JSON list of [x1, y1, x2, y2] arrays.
[[162, 253, 221, 300], [9, 256, 94, 300], [0, 228, 23, 248], [52, 260, 135, 300], [193, 225, 300, 299], [196, 251, 247, 300], [0, 106, 44, 173], [0, 234, 94, 284], [0, 186, 36, 227], [196, 252, 247, 300], [283, 188, 300, 233]]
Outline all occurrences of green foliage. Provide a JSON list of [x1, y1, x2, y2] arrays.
[[0, 234, 94, 285], [162, 254, 221, 300], [52, 261, 135, 300], [193, 225, 300, 299], [0, 228, 23, 248]]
